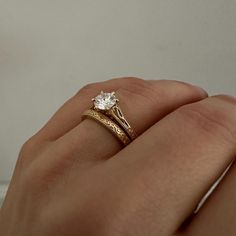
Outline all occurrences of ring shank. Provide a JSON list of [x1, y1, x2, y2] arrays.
[[106, 105, 137, 140]]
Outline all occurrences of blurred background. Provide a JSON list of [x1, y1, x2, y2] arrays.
[[0, 0, 236, 204]]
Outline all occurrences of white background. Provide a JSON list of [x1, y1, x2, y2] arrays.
[[0, 0, 236, 203]]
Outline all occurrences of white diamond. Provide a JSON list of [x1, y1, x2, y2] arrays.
[[94, 92, 117, 110]]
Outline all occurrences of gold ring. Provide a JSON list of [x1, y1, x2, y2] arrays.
[[92, 91, 137, 140], [82, 109, 131, 146]]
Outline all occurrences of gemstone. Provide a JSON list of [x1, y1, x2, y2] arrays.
[[93, 92, 117, 110]]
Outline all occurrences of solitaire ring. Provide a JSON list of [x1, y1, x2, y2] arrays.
[[92, 91, 137, 141]]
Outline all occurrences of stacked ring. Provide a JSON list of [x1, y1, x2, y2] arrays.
[[82, 91, 137, 147]]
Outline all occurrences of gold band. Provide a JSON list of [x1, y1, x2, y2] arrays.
[[105, 104, 137, 140], [82, 109, 131, 146]]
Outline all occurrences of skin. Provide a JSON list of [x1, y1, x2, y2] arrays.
[[0, 77, 235, 236]]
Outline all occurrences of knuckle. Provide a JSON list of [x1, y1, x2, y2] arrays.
[[77, 82, 101, 96], [176, 103, 236, 144], [114, 77, 148, 96], [162, 79, 208, 97], [18, 137, 49, 166], [19, 137, 37, 159], [116, 76, 144, 84], [118, 78, 162, 105]]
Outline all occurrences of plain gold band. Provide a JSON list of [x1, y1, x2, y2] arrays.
[[82, 109, 131, 146]]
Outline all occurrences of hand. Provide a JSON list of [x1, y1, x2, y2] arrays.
[[0, 77, 235, 236]]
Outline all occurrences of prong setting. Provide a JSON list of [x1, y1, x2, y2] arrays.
[[93, 91, 118, 111]]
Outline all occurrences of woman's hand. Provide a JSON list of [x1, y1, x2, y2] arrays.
[[0, 77, 235, 236]]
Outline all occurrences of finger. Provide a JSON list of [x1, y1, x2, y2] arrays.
[[109, 95, 236, 235], [37, 78, 207, 167], [32, 77, 140, 141], [23, 77, 164, 161], [33, 78, 207, 142], [185, 161, 236, 236]]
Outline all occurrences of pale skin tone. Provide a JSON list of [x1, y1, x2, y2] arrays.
[[0, 77, 236, 236]]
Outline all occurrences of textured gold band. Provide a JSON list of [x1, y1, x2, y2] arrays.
[[82, 109, 131, 146]]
